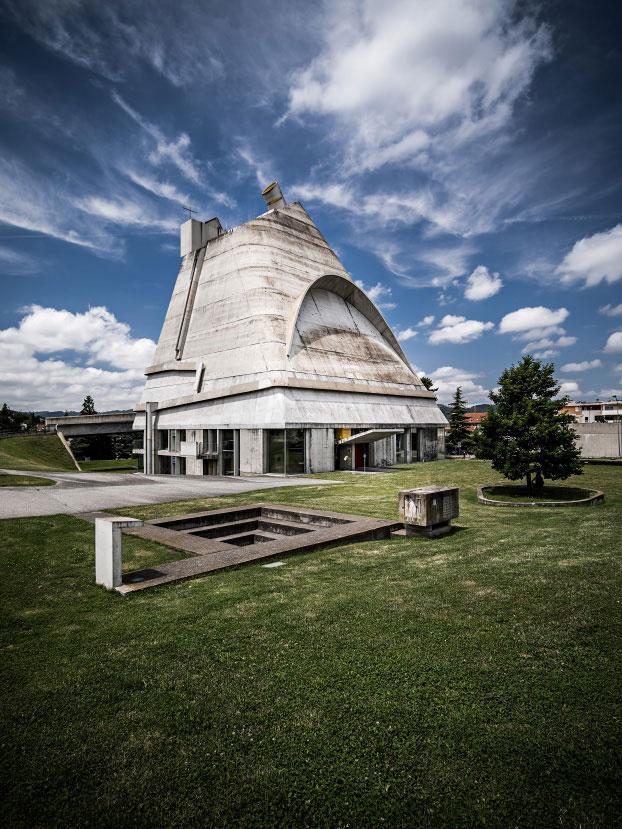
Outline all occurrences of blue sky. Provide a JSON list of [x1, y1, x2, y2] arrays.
[[0, 0, 621, 411]]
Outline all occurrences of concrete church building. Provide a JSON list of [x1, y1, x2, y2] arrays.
[[133, 184, 447, 476]]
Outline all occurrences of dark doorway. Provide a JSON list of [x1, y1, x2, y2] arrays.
[[354, 443, 369, 468]]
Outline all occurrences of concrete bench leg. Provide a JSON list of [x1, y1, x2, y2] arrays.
[[95, 517, 144, 589]]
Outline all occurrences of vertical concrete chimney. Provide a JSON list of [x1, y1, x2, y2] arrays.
[[262, 181, 286, 211]]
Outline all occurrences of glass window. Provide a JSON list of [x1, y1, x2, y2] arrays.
[[286, 429, 305, 474], [222, 429, 235, 475], [268, 430, 285, 474], [396, 432, 405, 464], [267, 429, 305, 474]]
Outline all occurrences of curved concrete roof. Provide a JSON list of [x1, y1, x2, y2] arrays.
[[140, 201, 429, 409]]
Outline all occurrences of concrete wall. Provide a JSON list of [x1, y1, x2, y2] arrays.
[[306, 428, 334, 473], [240, 428, 265, 475], [572, 422, 622, 457], [369, 435, 395, 467]]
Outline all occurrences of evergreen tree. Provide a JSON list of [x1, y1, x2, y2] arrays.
[[446, 386, 471, 454], [420, 376, 438, 393], [81, 395, 96, 415], [472, 355, 583, 492], [0, 403, 13, 429]]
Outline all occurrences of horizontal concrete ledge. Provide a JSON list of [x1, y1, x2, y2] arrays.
[[477, 485, 604, 508], [133, 378, 438, 413]]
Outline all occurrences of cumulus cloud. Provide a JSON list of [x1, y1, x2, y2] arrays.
[[417, 315, 435, 327], [0, 306, 155, 410], [464, 265, 502, 300], [599, 303, 622, 317], [532, 349, 558, 359], [556, 224, 622, 287], [557, 381, 580, 399], [521, 334, 576, 353], [499, 306, 569, 341], [560, 359, 602, 372], [428, 314, 494, 345], [397, 328, 418, 342], [426, 365, 491, 405], [603, 332, 622, 353]]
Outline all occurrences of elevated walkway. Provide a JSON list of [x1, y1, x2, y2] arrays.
[[45, 413, 136, 436]]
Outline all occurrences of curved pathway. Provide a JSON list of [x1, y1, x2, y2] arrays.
[[0, 470, 340, 519]]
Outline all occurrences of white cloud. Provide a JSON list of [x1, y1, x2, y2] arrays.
[[417, 315, 435, 327], [428, 314, 494, 345], [354, 280, 396, 310], [599, 303, 622, 317], [125, 170, 189, 206], [74, 196, 178, 231], [287, 0, 551, 172], [603, 332, 622, 354], [561, 359, 602, 372], [397, 328, 418, 341], [521, 334, 576, 353], [557, 381, 580, 399], [0, 245, 39, 275], [426, 365, 491, 404], [532, 349, 558, 359], [556, 224, 622, 287], [499, 306, 569, 339], [0, 305, 155, 410], [464, 265, 502, 300]]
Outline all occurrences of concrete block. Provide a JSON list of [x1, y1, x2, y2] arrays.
[[180, 219, 203, 257], [399, 486, 459, 538], [95, 517, 144, 589]]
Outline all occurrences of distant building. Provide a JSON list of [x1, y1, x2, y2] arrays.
[[133, 185, 447, 476], [561, 399, 622, 423], [464, 411, 488, 431]]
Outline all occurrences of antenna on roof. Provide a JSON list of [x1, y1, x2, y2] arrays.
[[183, 205, 196, 220]]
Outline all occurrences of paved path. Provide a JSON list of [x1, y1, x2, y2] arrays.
[[0, 470, 341, 519]]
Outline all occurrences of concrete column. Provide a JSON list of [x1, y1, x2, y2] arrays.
[[405, 428, 412, 464], [145, 402, 156, 475], [95, 517, 143, 589], [234, 429, 240, 476]]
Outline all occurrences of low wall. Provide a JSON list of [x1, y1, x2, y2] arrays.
[[572, 422, 622, 458]]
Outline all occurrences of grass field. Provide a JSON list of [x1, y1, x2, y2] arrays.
[[1, 460, 620, 827], [80, 458, 138, 473], [0, 473, 56, 487], [0, 434, 75, 472]]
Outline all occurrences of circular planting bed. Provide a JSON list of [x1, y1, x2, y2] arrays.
[[478, 485, 604, 507]]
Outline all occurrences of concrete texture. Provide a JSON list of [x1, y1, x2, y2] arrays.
[[45, 412, 136, 436], [0, 470, 342, 519], [572, 422, 622, 458], [116, 504, 402, 593], [133, 198, 446, 476], [95, 516, 143, 588]]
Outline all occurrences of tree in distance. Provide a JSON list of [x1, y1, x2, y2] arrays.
[[81, 395, 96, 415], [420, 376, 439, 393], [446, 386, 472, 455], [472, 355, 583, 492]]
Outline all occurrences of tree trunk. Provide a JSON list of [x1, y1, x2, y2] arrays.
[[526, 471, 532, 492], [535, 471, 544, 490]]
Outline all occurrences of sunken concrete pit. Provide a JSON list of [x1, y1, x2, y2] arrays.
[[115, 504, 402, 594]]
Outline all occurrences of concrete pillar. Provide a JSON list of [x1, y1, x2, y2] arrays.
[[95, 517, 144, 589], [145, 402, 156, 475]]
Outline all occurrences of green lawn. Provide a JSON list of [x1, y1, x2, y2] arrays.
[[0, 434, 75, 472], [1, 461, 620, 827], [80, 458, 138, 473], [0, 473, 56, 487]]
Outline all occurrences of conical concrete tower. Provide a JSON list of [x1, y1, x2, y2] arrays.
[[134, 187, 447, 476]]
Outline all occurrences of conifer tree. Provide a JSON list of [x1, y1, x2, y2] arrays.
[[446, 386, 471, 454], [420, 376, 438, 393], [472, 355, 582, 491]]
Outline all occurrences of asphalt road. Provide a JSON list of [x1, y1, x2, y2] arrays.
[[0, 471, 341, 519]]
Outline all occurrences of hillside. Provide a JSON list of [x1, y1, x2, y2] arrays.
[[0, 434, 76, 472]]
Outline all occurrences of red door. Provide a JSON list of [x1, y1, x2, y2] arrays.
[[355, 444, 364, 468]]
